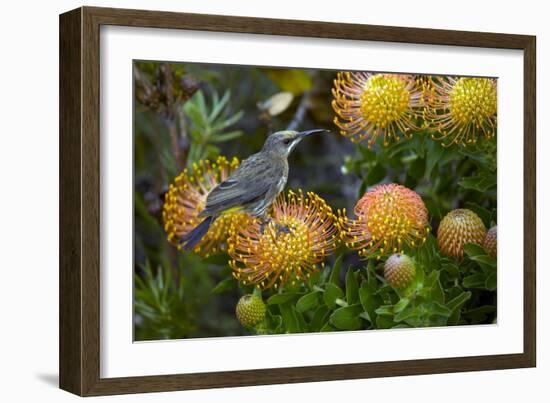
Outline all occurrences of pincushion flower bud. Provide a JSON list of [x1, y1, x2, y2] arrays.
[[483, 225, 497, 259], [437, 209, 487, 259], [236, 294, 266, 327], [384, 253, 416, 290]]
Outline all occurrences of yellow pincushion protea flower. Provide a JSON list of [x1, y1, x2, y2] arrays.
[[332, 72, 424, 147], [339, 184, 430, 258], [228, 190, 338, 290], [424, 76, 497, 146], [162, 156, 250, 257]]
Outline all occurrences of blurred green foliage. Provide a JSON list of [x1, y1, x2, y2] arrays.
[[133, 61, 497, 340]]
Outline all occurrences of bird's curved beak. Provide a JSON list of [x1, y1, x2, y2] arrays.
[[297, 129, 330, 138]]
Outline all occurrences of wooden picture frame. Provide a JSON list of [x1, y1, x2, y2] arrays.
[[59, 6, 536, 396]]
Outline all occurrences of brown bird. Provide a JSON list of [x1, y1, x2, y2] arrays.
[[181, 129, 329, 250]]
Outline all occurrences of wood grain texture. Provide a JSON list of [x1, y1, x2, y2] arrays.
[[59, 6, 537, 396], [59, 8, 83, 395], [523, 38, 536, 366]]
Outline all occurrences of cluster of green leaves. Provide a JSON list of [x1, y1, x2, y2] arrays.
[[343, 131, 496, 223], [184, 90, 244, 167], [238, 232, 496, 335], [134, 261, 195, 340]]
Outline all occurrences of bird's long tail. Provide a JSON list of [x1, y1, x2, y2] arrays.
[[180, 216, 214, 251]]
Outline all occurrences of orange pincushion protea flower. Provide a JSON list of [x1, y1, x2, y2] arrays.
[[162, 156, 250, 257], [228, 190, 338, 290], [332, 72, 424, 147], [424, 76, 497, 146], [437, 209, 487, 259], [339, 184, 429, 258]]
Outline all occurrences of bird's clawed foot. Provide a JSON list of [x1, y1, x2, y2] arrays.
[[274, 223, 293, 235], [259, 217, 271, 235]]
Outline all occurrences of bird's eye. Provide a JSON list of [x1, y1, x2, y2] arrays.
[[283, 139, 292, 145]]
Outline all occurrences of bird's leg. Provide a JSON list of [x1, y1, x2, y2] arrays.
[[258, 215, 272, 234]]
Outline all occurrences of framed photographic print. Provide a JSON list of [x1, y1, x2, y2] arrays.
[[59, 6, 536, 396]]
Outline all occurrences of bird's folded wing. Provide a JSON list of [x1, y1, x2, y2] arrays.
[[201, 182, 270, 216], [200, 154, 278, 216]]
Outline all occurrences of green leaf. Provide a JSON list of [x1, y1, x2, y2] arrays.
[[208, 90, 230, 122], [427, 303, 451, 326], [320, 322, 335, 332], [465, 202, 494, 227], [359, 283, 379, 323], [376, 315, 396, 329], [294, 308, 308, 332], [211, 110, 244, 132], [463, 305, 496, 324], [393, 305, 421, 323], [485, 272, 497, 291], [296, 291, 320, 313], [329, 304, 363, 330], [265, 310, 283, 333], [323, 283, 344, 309], [459, 148, 495, 171], [431, 275, 445, 304], [463, 243, 486, 258], [447, 291, 472, 312], [393, 297, 410, 314], [184, 103, 208, 131], [345, 268, 360, 304], [471, 255, 497, 272], [425, 140, 445, 177], [458, 174, 496, 192], [439, 147, 460, 166], [365, 164, 386, 185], [279, 303, 300, 333], [428, 301, 452, 318], [441, 260, 460, 280], [210, 130, 243, 143], [447, 291, 472, 325], [310, 306, 330, 332], [463, 273, 487, 289], [375, 305, 394, 317], [195, 90, 207, 114], [267, 292, 303, 305], [409, 156, 425, 180], [307, 270, 323, 288], [329, 255, 343, 285], [211, 277, 237, 294], [464, 243, 496, 271]]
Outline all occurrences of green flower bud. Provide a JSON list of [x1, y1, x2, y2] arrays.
[[236, 294, 266, 327], [384, 253, 416, 289]]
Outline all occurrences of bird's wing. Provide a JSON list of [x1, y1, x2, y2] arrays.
[[200, 155, 274, 216]]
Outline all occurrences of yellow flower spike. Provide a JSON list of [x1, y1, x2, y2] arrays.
[[228, 190, 338, 290], [339, 183, 429, 258], [162, 156, 251, 257], [424, 76, 497, 146], [331, 72, 424, 147]]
